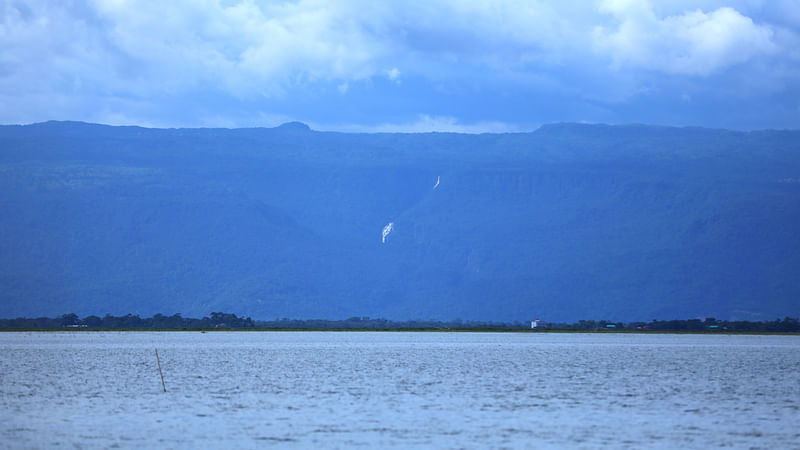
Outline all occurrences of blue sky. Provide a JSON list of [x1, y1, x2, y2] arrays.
[[1, 0, 799, 131]]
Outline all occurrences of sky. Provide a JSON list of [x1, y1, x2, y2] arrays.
[[1, 0, 799, 132]]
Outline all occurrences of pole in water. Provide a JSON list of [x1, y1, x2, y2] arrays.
[[155, 348, 166, 392]]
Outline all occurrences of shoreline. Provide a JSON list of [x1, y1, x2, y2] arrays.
[[2, 328, 799, 335]]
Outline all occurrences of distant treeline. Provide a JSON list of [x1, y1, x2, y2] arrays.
[[564, 318, 800, 332], [0, 312, 255, 330], [1, 313, 799, 332]]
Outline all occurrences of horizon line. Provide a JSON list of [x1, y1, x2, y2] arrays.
[[3, 119, 799, 135]]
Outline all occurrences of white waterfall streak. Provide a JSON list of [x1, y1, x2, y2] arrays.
[[382, 222, 394, 243]]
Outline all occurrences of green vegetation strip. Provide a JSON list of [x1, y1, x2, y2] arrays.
[[1, 313, 799, 333]]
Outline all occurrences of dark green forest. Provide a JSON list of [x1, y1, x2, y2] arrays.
[[1, 313, 798, 333], [1, 121, 799, 321]]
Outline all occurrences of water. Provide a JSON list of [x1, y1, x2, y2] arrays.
[[1, 332, 798, 449]]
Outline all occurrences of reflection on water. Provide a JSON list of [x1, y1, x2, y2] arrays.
[[1, 332, 799, 448]]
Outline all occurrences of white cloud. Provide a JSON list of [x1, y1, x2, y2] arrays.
[[0, 0, 598, 102], [320, 115, 524, 134], [594, 0, 776, 75], [85, 0, 386, 97], [0, 0, 797, 128], [0, 1, 788, 92]]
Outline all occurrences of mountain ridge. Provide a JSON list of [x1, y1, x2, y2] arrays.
[[1, 121, 798, 321], [5, 119, 799, 134]]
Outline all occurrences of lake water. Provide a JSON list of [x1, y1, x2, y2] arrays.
[[1, 332, 799, 449]]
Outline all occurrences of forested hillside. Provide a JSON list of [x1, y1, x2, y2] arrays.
[[1, 121, 798, 321]]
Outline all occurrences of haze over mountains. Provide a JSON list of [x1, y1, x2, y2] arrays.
[[1, 121, 798, 322]]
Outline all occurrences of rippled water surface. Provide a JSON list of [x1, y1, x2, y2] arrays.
[[1, 332, 799, 449]]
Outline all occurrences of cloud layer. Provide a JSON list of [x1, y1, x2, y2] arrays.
[[1, 0, 798, 130], [595, 2, 776, 75]]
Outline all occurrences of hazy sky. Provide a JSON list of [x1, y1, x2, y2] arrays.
[[2, 0, 799, 131]]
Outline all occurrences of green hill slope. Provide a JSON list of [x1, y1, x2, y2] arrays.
[[1, 121, 798, 321]]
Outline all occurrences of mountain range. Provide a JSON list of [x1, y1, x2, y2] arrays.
[[1, 121, 798, 322]]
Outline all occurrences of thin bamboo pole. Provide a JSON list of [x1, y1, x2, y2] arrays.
[[155, 348, 166, 392]]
